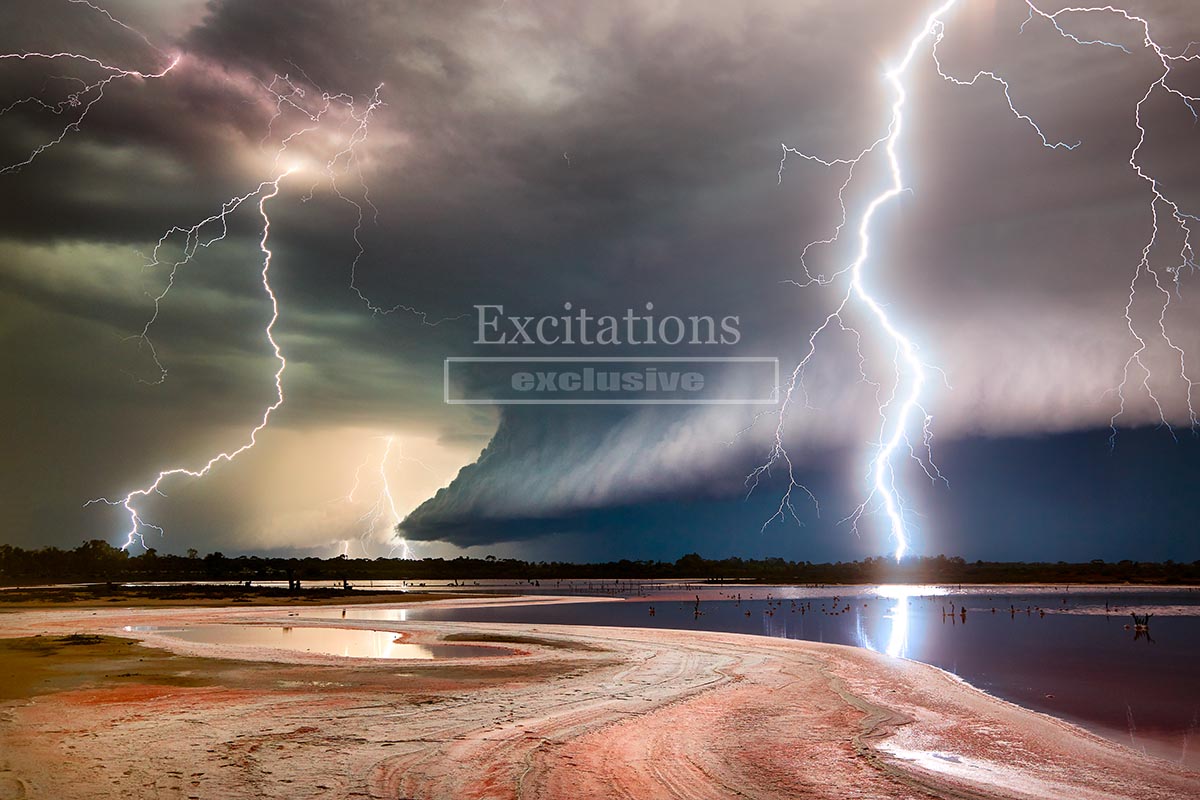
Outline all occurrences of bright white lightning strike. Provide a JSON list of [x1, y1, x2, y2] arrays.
[[761, 0, 1195, 561], [9, 2, 1195, 557]]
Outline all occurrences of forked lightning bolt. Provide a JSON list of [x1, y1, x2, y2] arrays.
[[341, 436, 430, 559], [267, 68, 466, 325], [89, 67, 447, 549], [8, 2, 1195, 558], [1016, 4, 1200, 442], [87, 173, 292, 549], [0, 1, 177, 174], [0, 3, 459, 549], [131, 73, 421, 386], [760, 0, 1195, 560], [85, 66, 406, 549]]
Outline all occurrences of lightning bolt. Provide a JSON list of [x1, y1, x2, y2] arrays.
[[269, 66, 467, 325], [1016, 4, 1199, 443], [128, 72, 427, 386], [88, 65, 433, 548], [0, 0, 178, 175], [86, 172, 291, 549], [12, 1, 1193, 559], [0, 6, 460, 549], [82, 64, 401, 548], [340, 436, 430, 559], [759, 0, 1194, 561]]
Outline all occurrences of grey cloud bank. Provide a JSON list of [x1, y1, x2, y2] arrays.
[[1, 0, 1197, 560]]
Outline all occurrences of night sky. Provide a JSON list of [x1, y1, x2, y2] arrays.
[[1, 0, 1198, 562]]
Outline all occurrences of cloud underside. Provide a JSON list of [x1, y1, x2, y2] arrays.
[[1, 0, 1197, 554]]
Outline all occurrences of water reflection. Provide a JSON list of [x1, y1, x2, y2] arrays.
[[862, 585, 947, 658], [1131, 612, 1155, 644], [283, 585, 1200, 766], [306, 607, 409, 622], [126, 624, 499, 660]]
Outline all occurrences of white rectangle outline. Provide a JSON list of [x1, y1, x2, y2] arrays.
[[443, 356, 780, 405]]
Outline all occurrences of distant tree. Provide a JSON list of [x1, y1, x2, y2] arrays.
[[675, 553, 705, 574], [203, 551, 227, 579]]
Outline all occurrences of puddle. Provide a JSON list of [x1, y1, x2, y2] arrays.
[[125, 625, 509, 660]]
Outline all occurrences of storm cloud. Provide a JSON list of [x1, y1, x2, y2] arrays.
[[1, 0, 1198, 560]]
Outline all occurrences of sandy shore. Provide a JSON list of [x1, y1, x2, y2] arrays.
[[0, 600, 1194, 799]]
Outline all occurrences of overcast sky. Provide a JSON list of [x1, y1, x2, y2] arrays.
[[1, 0, 1198, 562]]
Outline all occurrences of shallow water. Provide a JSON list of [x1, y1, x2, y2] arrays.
[[306, 585, 1200, 767], [128, 625, 504, 660]]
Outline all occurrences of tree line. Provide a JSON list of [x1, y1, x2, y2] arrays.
[[1, 541, 1198, 585]]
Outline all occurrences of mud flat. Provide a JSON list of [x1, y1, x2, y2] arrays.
[[0, 601, 1194, 799]]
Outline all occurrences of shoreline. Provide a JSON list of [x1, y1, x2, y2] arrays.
[[3, 589, 1194, 765], [0, 584, 471, 609], [0, 598, 1195, 798]]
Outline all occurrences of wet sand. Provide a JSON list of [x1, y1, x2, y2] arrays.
[[0, 600, 1194, 799]]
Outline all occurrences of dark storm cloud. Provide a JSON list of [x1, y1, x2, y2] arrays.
[[399, 0, 1200, 554], [410, 427, 1200, 563], [400, 404, 779, 547], [2, 0, 1198, 558]]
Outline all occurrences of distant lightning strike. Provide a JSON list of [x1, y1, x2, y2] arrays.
[[1014, 4, 1200, 442], [92, 67, 441, 548], [87, 173, 292, 549], [341, 436, 430, 559], [268, 67, 466, 325], [0, 3, 457, 549], [0, 51, 178, 175], [764, 0, 1195, 561], [86, 69, 398, 548], [8, 2, 1195, 558]]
